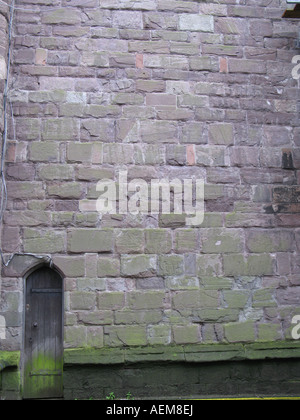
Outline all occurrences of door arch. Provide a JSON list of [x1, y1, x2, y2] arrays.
[[23, 266, 64, 399]]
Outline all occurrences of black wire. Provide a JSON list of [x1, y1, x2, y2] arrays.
[[0, 0, 15, 265], [0, 0, 14, 224]]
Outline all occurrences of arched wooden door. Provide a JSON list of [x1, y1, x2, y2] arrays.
[[23, 267, 63, 399]]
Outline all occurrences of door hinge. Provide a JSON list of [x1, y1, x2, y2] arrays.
[[30, 370, 62, 377]]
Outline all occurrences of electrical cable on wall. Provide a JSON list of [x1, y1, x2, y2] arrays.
[[0, 0, 53, 268]]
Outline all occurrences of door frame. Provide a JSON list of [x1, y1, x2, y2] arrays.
[[21, 263, 65, 399]]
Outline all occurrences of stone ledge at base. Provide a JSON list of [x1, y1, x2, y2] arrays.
[[1, 342, 300, 400], [0, 352, 20, 372], [64, 341, 300, 366]]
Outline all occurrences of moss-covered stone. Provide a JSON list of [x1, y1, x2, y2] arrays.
[[0, 351, 20, 372], [223, 254, 274, 276], [224, 321, 256, 343]]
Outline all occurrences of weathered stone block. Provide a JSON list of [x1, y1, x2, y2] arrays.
[[127, 291, 165, 310], [159, 255, 184, 276], [38, 164, 74, 181], [67, 142, 103, 164], [192, 308, 239, 323], [246, 230, 294, 253], [112, 10, 143, 29], [195, 146, 226, 167], [175, 229, 198, 253], [68, 229, 114, 253], [173, 290, 218, 310], [166, 277, 199, 290], [201, 229, 244, 254], [144, 12, 177, 30], [223, 254, 274, 277], [82, 51, 109, 68], [97, 257, 120, 278], [64, 326, 86, 348], [52, 256, 85, 278], [1, 226, 20, 252], [190, 57, 218, 71], [98, 292, 124, 310], [228, 59, 266, 74], [77, 278, 106, 292], [16, 118, 40, 140], [0, 56, 6, 79], [253, 289, 277, 308], [145, 229, 172, 254], [140, 120, 178, 143], [257, 324, 281, 342], [115, 310, 162, 325], [178, 94, 209, 108], [112, 93, 144, 105], [78, 311, 113, 326], [121, 255, 157, 277], [223, 291, 250, 309], [209, 123, 234, 145], [70, 292, 96, 310], [179, 14, 214, 32], [116, 229, 144, 254], [42, 118, 79, 141], [172, 325, 200, 344], [137, 80, 166, 93], [197, 254, 222, 277], [23, 228, 65, 253], [86, 326, 104, 348], [29, 142, 59, 162], [103, 144, 134, 164], [224, 321, 256, 343], [4, 210, 50, 227], [77, 166, 114, 182], [42, 8, 81, 25], [104, 325, 147, 347], [47, 183, 83, 199], [147, 324, 171, 345]]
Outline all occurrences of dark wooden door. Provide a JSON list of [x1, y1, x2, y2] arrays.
[[23, 267, 63, 399]]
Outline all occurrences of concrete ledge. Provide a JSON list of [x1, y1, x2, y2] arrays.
[[64, 341, 300, 366]]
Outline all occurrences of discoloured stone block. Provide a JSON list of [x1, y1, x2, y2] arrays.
[[179, 14, 214, 32], [223, 254, 274, 277], [121, 255, 157, 278], [68, 229, 114, 253]]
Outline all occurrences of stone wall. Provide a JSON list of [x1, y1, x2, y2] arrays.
[[0, 0, 9, 352], [0, 2, 9, 131], [0, 0, 300, 358]]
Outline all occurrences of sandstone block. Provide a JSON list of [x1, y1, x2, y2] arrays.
[[173, 325, 200, 344], [97, 257, 120, 277], [42, 8, 81, 25], [145, 229, 172, 254], [223, 254, 274, 277], [179, 14, 214, 32], [121, 255, 157, 277], [116, 229, 145, 254], [23, 228, 65, 253], [98, 292, 125, 310], [42, 118, 79, 141], [127, 291, 165, 310], [68, 229, 114, 253]]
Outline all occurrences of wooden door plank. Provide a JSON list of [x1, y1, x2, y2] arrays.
[[23, 267, 63, 400]]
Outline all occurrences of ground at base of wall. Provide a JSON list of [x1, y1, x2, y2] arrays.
[[63, 359, 300, 401], [2, 359, 299, 401], [1, 343, 300, 400]]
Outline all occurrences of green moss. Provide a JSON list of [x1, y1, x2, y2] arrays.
[[64, 341, 300, 366], [0, 351, 20, 372]]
